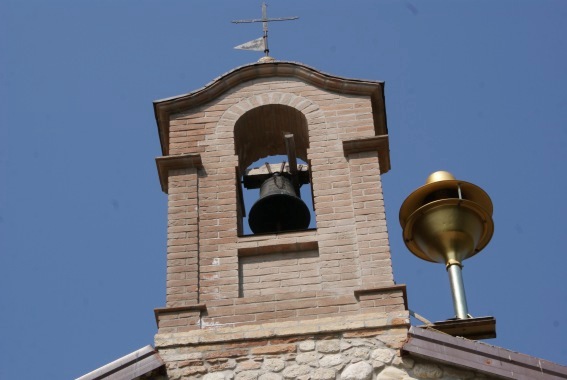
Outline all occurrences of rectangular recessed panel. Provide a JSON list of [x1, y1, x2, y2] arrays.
[[239, 249, 321, 297]]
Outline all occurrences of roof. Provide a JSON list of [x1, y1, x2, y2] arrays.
[[153, 60, 388, 156], [403, 326, 567, 379], [76, 345, 165, 380]]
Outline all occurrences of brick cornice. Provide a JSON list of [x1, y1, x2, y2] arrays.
[[153, 61, 387, 156], [343, 135, 391, 174], [154, 304, 207, 326], [156, 154, 203, 193], [354, 284, 408, 310]]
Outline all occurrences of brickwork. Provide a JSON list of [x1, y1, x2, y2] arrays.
[[348, 152, 394, 289], [239, 249, 321, 297], [155, 63, 401, 334], [156, 306, 203, 333], [166, 168, 200, 307]]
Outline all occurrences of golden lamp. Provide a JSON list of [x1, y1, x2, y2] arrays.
[[399, 171, 494, 319]]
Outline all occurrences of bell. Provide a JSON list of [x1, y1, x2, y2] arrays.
[[249, 173, 311, 234]]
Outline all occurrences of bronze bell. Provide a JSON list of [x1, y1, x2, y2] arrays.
[[249, 173, 311, 234]]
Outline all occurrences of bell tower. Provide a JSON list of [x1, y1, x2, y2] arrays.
[[153, 61, 409, 379]]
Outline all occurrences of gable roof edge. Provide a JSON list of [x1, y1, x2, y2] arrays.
[[76, 345, 164, 380], [403, 326, 567, 379]]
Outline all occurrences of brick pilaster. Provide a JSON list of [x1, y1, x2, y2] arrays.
[[166, 167, 199, 307], [348, 151, 394, 288]]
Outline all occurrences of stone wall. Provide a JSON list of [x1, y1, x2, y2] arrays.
[[155, 311, 493, 380]]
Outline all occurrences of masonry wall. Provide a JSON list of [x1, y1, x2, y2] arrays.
[[155, 76, 402, 334], [155, 311, 495, 380]]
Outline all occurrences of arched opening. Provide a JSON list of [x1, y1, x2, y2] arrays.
[[234, 105, 315, 235], [234, 105, 309, 173]]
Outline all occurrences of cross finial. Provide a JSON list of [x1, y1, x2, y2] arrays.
[[232, 2, 299, 59]]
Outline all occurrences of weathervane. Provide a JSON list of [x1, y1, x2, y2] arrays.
[[232, 2, 298, 60]]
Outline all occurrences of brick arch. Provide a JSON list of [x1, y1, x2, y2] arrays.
[[216, 92, 326, 172]]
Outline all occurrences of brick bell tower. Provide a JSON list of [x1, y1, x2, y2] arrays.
[[153, 61, 409, 379]]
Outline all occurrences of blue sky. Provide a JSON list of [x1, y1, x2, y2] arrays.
[[1, 1, 566, 378]]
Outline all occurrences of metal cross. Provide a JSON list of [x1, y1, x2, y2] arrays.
[[232, 2, 299, 57]]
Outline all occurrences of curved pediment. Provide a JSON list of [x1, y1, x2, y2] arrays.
[[153, 61, 387, 156]]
